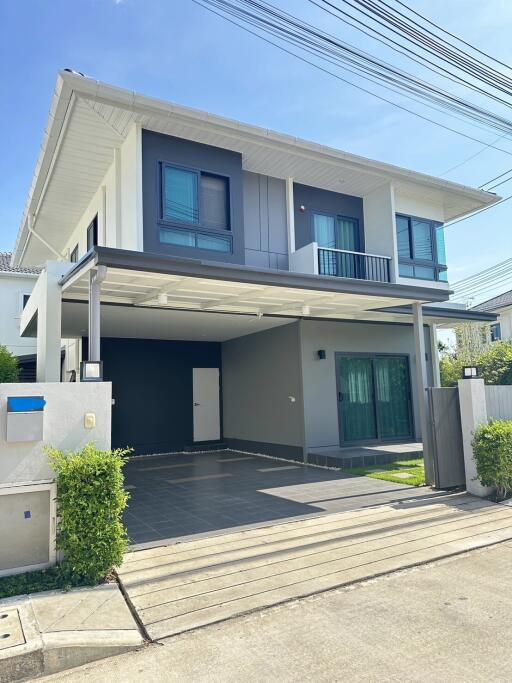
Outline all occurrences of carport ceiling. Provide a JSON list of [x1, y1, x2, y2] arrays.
[[61, 301, 294, 341], [61, 265, 433, 322]]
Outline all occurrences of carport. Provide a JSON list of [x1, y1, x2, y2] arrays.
[[123, 450, 440, 547]]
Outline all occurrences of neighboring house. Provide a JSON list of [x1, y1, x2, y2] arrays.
[[0, 252, 40, 380], [12, 71, 496, 460], [472, 290, 512, 342]]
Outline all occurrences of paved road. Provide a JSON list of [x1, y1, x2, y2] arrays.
[[42, 541, 512, 682]]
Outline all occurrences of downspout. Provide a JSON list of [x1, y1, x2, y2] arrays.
[[26, 214, 65, 261]]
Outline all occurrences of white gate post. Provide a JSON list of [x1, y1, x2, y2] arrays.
[[458, 378, 493, 497]]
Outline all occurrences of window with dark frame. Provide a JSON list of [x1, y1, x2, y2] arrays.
[[86, 215, 98, 251], [70, 244, 79, 263], [491, 323, 501, 342], [22, 294, 31, 310], [159, 163, 232, 254], [395, 214, 447, 282]]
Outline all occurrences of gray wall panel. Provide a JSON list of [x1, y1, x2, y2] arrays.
[[242, 172, 288, 269], [222, 322, 305, 449], [300, 319, 434, 448]]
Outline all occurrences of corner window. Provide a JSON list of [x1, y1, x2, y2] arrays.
[[86, 215, 98, 251], [70, 244, 79, 263], [395, 214, 447, 282], [160, 163, 231, 253]]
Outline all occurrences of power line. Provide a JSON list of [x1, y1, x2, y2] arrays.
[[388, 0, 512, 73], [439, 133, 510, 177], [195, 0, 512, 154], [313, 0, 512, 109], [343, 0, 512, 95], [444, 193, 512, 229]]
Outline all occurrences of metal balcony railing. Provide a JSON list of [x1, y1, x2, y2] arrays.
[[317, 247, 391, 283]]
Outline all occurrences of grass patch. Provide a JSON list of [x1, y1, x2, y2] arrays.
[[0, 566, 93, 600], [344, 457, 425, 487]]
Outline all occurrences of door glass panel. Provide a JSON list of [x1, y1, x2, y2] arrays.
[[336, 218, 360, 278], [313, 214, 336, 248], [338, 357, 377, 441], [374, 357, 412, 439]]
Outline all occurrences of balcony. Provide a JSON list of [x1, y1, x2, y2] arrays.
[[290, 243, 391, 283]]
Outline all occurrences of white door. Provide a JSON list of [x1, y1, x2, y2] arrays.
[[193, 367, 220, 442]]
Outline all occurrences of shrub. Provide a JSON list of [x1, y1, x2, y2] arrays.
[[47, 443, 131, 583], [472, 420, 512, 501], [0, 344, 20, 382]]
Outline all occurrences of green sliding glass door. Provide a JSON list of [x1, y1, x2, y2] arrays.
[[337, 354, 413, 443]]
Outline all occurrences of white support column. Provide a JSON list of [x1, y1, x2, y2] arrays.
[[430, 323, 441, 387], [285, 177, 296, 257], [88, 267, 107, 362], [457, 378, 493, 497], [35, 262, 65, 382], [412, 302, 435, 485]]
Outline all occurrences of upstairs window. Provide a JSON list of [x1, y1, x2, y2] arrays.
[[160, 163, 231, 253], [86, 215, 98, 251], [396, 214, 447, 282]]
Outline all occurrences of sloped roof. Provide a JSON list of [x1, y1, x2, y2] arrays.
[[473, 289, 512, 312], [0, 252, 41, 275]]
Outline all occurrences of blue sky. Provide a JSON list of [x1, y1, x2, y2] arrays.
[[1, 0, 511, 300]]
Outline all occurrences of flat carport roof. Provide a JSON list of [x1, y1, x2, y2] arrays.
[[54, 246, 457, 329]]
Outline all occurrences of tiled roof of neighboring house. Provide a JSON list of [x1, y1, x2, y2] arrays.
[[0, 252, 41, 275], [473, 289, 512, 312]]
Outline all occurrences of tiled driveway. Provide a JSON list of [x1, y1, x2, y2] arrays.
[[123, 450, 442, 547]]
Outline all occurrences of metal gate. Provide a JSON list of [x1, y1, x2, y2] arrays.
[[427, 387, 465, 489]]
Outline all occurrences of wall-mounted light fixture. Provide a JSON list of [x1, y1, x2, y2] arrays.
[[462, 366, 479, 379], [317, 349, 326, 360], [80, 361, 103, 382]]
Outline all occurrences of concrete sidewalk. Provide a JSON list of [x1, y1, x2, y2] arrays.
[[39, 542, 512, 682], [0, 583, 143, 682]]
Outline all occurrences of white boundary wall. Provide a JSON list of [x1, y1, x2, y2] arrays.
[[0, 382, 111, 575]]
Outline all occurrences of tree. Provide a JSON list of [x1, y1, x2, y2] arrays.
[[440, 339, 512, 387], [0, 345, 20, 383]]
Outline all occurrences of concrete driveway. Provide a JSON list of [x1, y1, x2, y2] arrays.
[[123, 450, 440, 547]]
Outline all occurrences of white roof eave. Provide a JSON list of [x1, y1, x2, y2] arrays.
[[12, 70, 500, 266]]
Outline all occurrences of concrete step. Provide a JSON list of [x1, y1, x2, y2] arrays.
[[117, 495, 512, 641]]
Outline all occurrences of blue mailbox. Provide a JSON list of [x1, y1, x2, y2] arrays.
[[6, 396, 46, 442]]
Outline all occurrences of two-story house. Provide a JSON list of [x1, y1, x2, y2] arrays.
[[13, 71, 496, 473]]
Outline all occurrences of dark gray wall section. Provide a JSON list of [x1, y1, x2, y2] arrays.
[[293, 183, 365, 250], [243, 172, 289, 270], [83, 337, 221, 455], [142, 129, 245, 264], [222, 322, 305, 454]]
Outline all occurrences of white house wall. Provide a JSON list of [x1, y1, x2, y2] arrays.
[[299, 319, 434, 449], [0, 273, 38, 356]]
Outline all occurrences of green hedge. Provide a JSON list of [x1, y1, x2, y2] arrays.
[[48, 443, 131, 583], [472, 420, 512, 501], [0, 344, 20, 382]]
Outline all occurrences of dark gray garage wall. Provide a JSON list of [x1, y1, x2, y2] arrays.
[[243, 172, 289, 270], [222, 322, 305, 460]]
